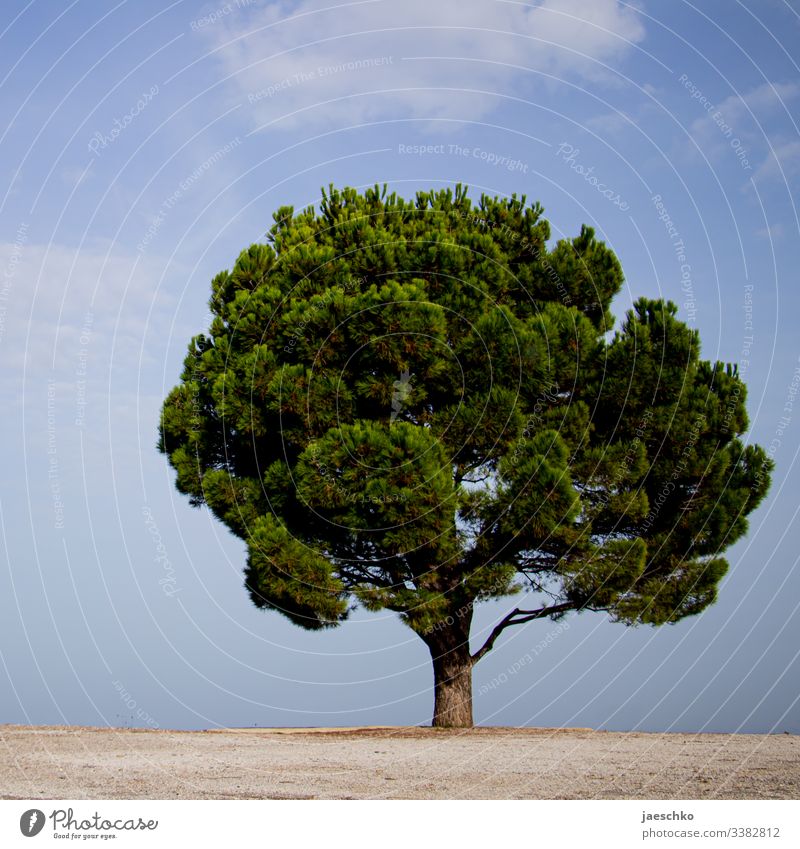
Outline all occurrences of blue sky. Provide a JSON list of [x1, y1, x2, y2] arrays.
[[1, 0, 799, 732]]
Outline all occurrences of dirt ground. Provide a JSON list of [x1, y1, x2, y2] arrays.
[[0, 725, 797, 800]]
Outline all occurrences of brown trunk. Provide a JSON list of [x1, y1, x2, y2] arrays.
[[423, 609, 474, 728]]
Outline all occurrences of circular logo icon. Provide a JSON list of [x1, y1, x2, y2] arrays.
[[19, 809, 46, 837]]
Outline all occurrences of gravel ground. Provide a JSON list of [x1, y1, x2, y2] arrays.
[[1, 725, 797, 800]]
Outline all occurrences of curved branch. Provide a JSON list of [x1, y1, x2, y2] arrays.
[[471, 601, 575, 664]]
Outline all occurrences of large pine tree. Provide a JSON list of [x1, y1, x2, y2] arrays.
[[159, 185, 772, 727]]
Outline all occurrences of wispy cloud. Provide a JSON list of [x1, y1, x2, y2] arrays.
[[720, 80, 800, 120], [754, 139, 800, 181], [688, 80, 800, 148], [0, 240, 178, 385], [200, 0, 646, 130]]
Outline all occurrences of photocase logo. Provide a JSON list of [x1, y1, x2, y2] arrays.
[[14, 806, 160, 838], [390, 369, 413, 423], [19, 809, 45, 837]]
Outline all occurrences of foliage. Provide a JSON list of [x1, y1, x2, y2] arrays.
[[159, 184, 772, 654]]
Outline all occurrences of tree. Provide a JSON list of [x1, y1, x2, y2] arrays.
[[159, 184, 772, 728]]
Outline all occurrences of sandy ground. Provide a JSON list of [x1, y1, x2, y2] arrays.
[[0, 725, 797, 800]]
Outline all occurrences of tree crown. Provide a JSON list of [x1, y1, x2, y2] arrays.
[[159, 184, 772, 640]]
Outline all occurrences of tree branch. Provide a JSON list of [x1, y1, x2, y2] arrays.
[[471, 601, 575, 664]]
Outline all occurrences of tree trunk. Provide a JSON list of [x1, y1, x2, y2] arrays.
[[423, 610, 474, 728]]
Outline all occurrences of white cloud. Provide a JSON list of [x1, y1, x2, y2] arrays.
[[0, 240, 178, 386], [756, 222, 785, 241], [205, 0, 646, 130], [689, 81, 800, 147], [681, 80, 800, 179], [584, 102, 658, 137], [754, 139, 800, 181], [718, 81, 800, 122]]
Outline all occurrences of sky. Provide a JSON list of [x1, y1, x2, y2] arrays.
[[1, 0, 799, 733]]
